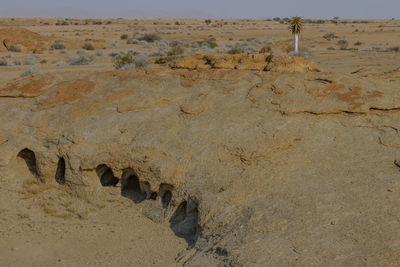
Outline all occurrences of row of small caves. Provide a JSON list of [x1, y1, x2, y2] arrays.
[[17, 148, 199, 245]]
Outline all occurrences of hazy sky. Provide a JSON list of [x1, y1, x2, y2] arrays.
[[1, 0, 399, 19]]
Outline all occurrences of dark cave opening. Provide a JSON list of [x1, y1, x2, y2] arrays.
[[17, 148, 39, 176], [55, 157, 66, 185]]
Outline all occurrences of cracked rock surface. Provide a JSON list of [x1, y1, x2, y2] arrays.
[[1, 67, 400, 266]]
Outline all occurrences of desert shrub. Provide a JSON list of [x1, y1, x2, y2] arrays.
[[59, 50, 67, 54], [51, 42, 66, 50], [323, 33, 337, 41], [205, 19, 212, 25], [354, 41, 362, 46], [82, 43, 95, 50], [138, 33, 161, 43], [386, 46, 400, 52], [327, 47, 335, 50], [23, 55, 37, 65], [76, 49, 87, 55], [150, 50, 167, 57], [95, 51, 103, 56], [167, 46, 184, 56], [169, 40, 184, 47], [67, 55, 93, 65], [228, 45, 244, 54], [56, 20, 68, 26], [196, 40, 218, 49], [20, 67, 42, 77], [273, 17, 281, 21], [127, 38, 139, 44], [108, 51, 119, 58], [0, 59, 8, 66], [120, 34, 129, 40], [106, 21, 112, 25], [113, 52, 149, 70], [40, 59, 47, 64], [134, 54, 149, 68], [337, 39, 349, 50], [9, 44, 22, 52], [53, 61, 65, 66]]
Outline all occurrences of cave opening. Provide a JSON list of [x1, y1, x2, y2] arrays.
[[17, 148, 39, 176]]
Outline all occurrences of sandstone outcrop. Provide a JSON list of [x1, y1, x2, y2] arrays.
[[169, 53, 321, 72], [1, 68, 400, 265], [0, 27, 51, 53]]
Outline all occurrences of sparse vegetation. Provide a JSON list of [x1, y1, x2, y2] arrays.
[[168, 46, 185, 56], [82, 43, 95, 50], [337, 39, 349, 50], [51, 42, 66, 50], [228, 45, 244, 54], [138, 33, 161, 43], [323, 33, 337, 41], [195, 40, 218, 49], [67, 54, 93, 65], [20, 67, 42, 77], [113, 52, 149, 70], [120, 34, 129, 40]]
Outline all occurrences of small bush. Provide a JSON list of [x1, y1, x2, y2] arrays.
[[120, 34, 129, 40], [386, 46, 400, 52], [51, 42, 66, 50], [113, 52, 149, 70], [323, 33, 337, 41], [138, 33, 161, 43], [23, 55, 37, 65], [354, 41, 362, 46], [205, 19, 212, 25], [327, 47, 335, 50], [127, 38, 139, 44], [95, 51, 103, 56], [337, 39, 349, 50], [82, 43, 95, 50], [20, 67, 42, 77], [0, 59, 8, 66], [167, 46, 184, 56], [228, 45, 244, 54], [196, 40, 218, 49], [40, 59, 48, 64], [134, 54, 149, 68], [67, 55, 93, 65]]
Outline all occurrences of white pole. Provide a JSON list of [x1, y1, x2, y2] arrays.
[[294, 34, 299, 53]]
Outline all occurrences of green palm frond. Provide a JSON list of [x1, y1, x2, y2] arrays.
[[290, 16, 303, 35]]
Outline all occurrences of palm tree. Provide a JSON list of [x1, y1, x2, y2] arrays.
[[290, 16, 303, 53]]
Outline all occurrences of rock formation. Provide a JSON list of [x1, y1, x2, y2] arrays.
[[1, 67, 400, 265]]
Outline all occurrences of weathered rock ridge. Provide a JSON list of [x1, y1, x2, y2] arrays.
[[1, 68, 400, 265]]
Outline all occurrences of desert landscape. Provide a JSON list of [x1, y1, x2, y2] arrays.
[[1, 15, 400, 266]]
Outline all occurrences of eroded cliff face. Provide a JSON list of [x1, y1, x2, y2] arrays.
[[1, 68, 400, 265]]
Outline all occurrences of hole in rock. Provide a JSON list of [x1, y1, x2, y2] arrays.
[[162, 190, 172, 208], [96, 164, 119, 187], [17, 148, 38, 176], [55, 158, 66, 185], [159, 183, 174, 209], [121, 174, 147, 203], [170, 200, 199, 245]]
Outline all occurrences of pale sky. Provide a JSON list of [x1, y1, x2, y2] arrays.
[[1, 0, 399, 19]]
